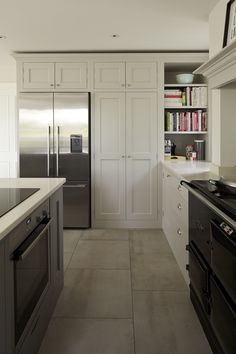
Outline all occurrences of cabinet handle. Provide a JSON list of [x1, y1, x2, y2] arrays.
[[177, 203, 182, 210], [177, 228, 182, 236]]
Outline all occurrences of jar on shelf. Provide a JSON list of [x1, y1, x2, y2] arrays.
[[185, 144, 193, 160]]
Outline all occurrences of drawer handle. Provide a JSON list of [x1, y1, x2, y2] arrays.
[[177, 203, 182, 210], [177, 185, 182, 191], [177, 228, 182, 236]]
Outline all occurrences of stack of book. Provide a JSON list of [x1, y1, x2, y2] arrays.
[[164, 87, 207, 107], [165, 110, 208, 132]]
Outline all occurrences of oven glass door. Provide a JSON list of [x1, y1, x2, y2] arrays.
[[13, 218, 51, 344]]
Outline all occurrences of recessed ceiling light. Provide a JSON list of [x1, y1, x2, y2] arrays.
[[112, 34, 120, 38], [0, 35, 7, 39]]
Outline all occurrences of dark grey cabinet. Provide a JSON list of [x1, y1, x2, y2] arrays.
[[0, 187, 64, 354]]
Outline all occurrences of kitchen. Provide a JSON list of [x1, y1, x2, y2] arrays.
[[0, 0, 236, 353]]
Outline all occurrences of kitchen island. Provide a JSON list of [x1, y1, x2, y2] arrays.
[[0, 178, 65, 354]]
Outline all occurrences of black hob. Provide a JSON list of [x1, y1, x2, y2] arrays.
[[190, 180, 236, 220], [0, 188, 39, 218]]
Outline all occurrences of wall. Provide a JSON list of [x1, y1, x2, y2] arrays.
[[0, 66, 16, 83], [209, 0, 229, 57]]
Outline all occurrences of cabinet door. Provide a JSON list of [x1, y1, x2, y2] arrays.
[[126, 62, 157, 89], [126, 92, 157, 219], [55, 62, 88, 89], [94, 93, 126, 220], [94, 62, 125, 89], [23, 63, 54, 89]]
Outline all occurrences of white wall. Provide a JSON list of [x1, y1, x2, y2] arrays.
[[0, 65, 16, 83], [0, 83, 17, 177], [209, 0, 229, 58]]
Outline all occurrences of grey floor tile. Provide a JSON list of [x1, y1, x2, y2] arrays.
[[69, 240, 130, 269], [81, 228, 129, 241], [63, 229, 82, 252], [53, 269, 132, 318], [39, 318, 134, 354], [63, 252, 73, 272], [131, 252, 187, 291], [130, 229, 172, 254], [133, 291, 212, 354]]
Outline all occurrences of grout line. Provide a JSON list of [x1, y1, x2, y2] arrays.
[[66, 267, 131, 270], [52, 316, 133, 320], [128, 230, 136, 354], [132, 289, 189, 293]]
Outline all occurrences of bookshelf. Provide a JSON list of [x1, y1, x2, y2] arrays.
[[164, 63, 208, 158]]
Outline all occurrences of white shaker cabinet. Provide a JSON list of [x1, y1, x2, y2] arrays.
[[22, 62, 88, 90], [162, 166, 189, 283], [94, 62, 157, 89], [94, 91, 158, 226]]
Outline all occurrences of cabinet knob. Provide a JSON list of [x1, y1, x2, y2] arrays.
[[121, 84, 125, 87], [177, 185, 182, 191], [127, 84, 131, 87], [56, 84, 60, 87], [121, 155, 125, 158], [127, 155, 132, 158], [50, 84, 54, 87], [177, 228, 182, 236], [177, 203, 182, 210], [167, 174, 171, 177]]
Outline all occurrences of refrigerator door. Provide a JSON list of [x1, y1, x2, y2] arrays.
[[63, 182, 90, 228], [19, 93, 54, 177], [54, 93, 90, 181]]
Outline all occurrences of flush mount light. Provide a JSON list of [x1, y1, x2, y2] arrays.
[[112, 34, 120, 38], [0, 35, 7, 39]]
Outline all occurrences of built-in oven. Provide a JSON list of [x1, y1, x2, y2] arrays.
[[11, 210, 51, 345]]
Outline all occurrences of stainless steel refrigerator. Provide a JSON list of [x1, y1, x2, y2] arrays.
[[19, 92, 90, 228]]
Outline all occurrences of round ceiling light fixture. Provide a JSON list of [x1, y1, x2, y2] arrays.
[[0, 35, 7, 39]]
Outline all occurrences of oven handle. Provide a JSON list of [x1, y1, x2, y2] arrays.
[[14, 218, 52, 261], [181, 181, 236, 229]]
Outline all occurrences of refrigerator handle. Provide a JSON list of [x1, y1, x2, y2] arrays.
[[47, 126, 51, 177], [56, 126, 60, 176]]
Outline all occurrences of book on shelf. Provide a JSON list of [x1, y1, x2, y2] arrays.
[[164, 86, 208, 107], [165, 110, 208, 132]]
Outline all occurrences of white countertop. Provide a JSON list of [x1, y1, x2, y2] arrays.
[[162, 160, 219, 182], [0, 178, 65, 241]]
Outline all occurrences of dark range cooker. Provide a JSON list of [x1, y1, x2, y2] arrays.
[[182, 178, 236, 354]]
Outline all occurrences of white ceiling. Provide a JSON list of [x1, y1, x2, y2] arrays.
[[0, 0, 219, 66]]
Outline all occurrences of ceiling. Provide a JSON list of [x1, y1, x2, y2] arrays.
[[0, 0, 219, 66]]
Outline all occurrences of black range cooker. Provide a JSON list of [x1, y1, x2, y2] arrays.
[[182, 178, 236, 354]]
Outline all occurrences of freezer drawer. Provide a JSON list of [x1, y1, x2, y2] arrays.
[[63, 182, 90, 228]]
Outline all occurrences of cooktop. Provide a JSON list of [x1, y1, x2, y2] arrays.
[[0, 188, 39, 218], [190, 180, 236, 220]]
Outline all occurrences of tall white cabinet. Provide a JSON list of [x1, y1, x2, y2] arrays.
[[94, 91, 158, 228]]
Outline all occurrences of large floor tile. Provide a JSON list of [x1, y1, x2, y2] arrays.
[[53, 269, 132, 318], [131, 252, 187, 291], [69, 240, 130, 269], [63, 252, 73, 272], [81, 229, 129, 241], [63, 229, 82, 252], [39, 318, 134, 354], [133, 291, 212, 354], [130, 229, 172, 254]]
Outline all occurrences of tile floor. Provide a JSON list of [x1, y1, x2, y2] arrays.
[[39, 229, 212, 354]]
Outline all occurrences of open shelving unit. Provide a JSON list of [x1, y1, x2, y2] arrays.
[[164, 62, 208, 158]]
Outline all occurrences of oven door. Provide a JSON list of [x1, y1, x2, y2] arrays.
[[210, 219, 236, 303], [210, 276, 236, 354], [188, 242, 210, 314], [13, 217, 51, 344]]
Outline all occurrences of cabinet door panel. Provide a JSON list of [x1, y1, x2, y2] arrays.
[[94, 63, 125, 89], [126, 92, 157, 219], [23, 63, 54, 89], [55, 63, 87, 89], [126, 62, 157, 89], [95, 93, 126, 220]]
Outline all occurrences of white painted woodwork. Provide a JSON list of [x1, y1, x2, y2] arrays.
[[55, 62, 87, 89], [0, 84, 17, 177], [94, 62, 125, 89], [23, 63, 54, 89], [94, 92, 126, 220], [126, 62, 157, 89], [162, 166, 189, 284], [126, 92, 157, 220]]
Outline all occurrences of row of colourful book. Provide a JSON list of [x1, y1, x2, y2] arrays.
[[165, 111, 208, 132], [164, 87, 207, 107]]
